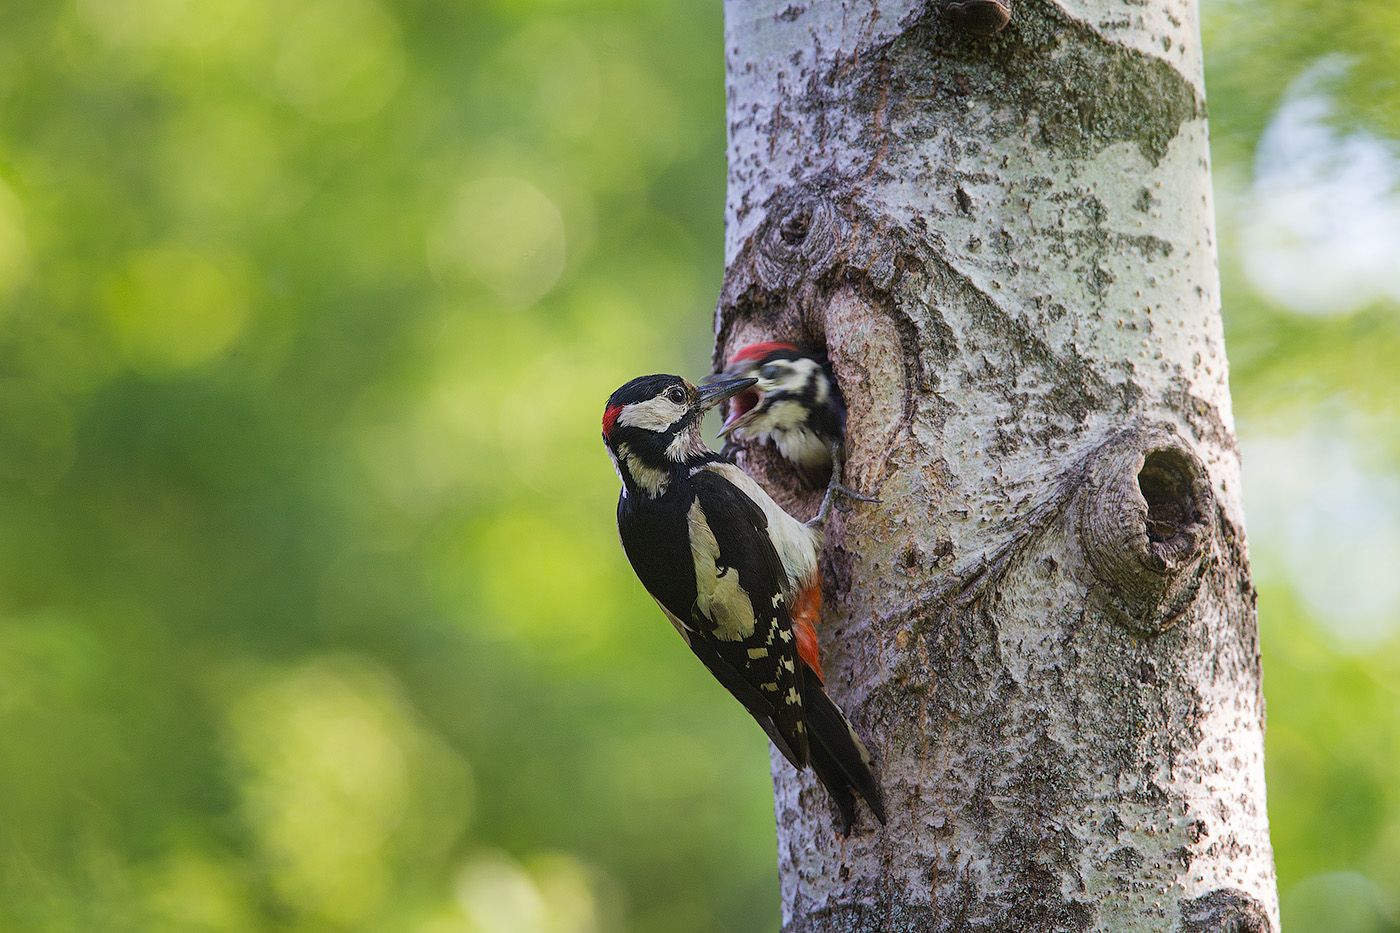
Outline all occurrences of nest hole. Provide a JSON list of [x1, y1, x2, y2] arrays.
[[1138, 449, 1199, 544]]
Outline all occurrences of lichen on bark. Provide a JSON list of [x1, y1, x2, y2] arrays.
[[717, 0, 1278, 929]]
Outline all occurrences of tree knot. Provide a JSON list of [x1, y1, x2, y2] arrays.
[[1073, 424, 1214, 634], [1179, 888, 1273, 933], [754, 190, 847, 293]]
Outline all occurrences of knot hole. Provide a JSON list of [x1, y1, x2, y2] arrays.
[[1140, 449, 1199, 544], [780, 209, 812, 245], [1074, 428, 1217, 634]]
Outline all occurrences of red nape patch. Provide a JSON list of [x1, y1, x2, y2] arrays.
[[601, 404, 624, 439], [729, 340, 800, 365]]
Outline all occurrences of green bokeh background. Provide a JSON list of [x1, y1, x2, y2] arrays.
[[0, 1, 1396, 930]]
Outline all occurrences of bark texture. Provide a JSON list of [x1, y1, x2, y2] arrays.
[[715, 1, 1278, 930]]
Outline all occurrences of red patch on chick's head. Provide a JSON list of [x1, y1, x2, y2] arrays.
[[601, 404, 624, 439], [729, 340, 800, 366]]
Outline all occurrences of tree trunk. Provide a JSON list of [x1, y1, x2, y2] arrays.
[[715, 1, 1278, 930]]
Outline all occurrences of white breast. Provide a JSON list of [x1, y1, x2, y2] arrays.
[[774, 426, 833, 471]]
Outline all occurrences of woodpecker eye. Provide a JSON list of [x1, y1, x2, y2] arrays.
[[665, 386, 687, 405], [759, 363, 784, 381]]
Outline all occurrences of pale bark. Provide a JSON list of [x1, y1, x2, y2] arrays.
[[715, 1, 1278, 930]]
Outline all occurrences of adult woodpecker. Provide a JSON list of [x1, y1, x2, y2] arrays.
[[602, 373, 886, 831], [708, 342, 877, 525]]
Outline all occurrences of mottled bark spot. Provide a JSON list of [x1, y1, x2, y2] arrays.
[[1179, 888, 1273, 933]]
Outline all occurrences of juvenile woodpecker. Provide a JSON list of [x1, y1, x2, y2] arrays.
[[603, 373, 886, 831], [708, 342, 877, 526]]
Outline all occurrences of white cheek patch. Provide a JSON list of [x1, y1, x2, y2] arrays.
[[619, 396, 687, 432], [616, 442, 670, 497], [787, 357, 822, 389], [759, 358, 820, 395]]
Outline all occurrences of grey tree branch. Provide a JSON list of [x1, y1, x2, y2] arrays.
[[715, 0, 1278, 929]]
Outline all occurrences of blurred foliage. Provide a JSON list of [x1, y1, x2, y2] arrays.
[[0, 0, 1395, 930]]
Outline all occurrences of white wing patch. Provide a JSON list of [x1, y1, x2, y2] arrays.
[[687, 498, 758, 642], [695, 462, 820, 596]]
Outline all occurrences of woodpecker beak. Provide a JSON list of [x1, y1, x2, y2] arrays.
[[699, 372, 760, 438], [696, 375, 758, 412]]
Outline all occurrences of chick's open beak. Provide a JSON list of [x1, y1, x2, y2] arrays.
[[701, 371, 763, 438]]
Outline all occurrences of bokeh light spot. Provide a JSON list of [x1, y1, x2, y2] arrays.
[[464, 509, 618, 654], [274, 0, 404, 122], [1243, 60, 1400, 315], [0, 179, 32, 300], [227, 656, 473, 925], [75, 0, 271, 58], [427, 175, 567, 306], [453, 851, 608, 933], [492, 22, 602, 140], [103, 246, 251, 371], [1244, 427, 1400, 648]]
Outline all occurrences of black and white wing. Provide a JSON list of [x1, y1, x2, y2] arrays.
[[616, 479, 885, 829], [685, 468, 809, 767], [616, 479, 809, 768]]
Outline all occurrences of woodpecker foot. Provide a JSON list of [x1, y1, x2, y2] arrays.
[[808, 444, 880, 528], [832, 481, 880, 506], [809, 480, 880, 528]]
